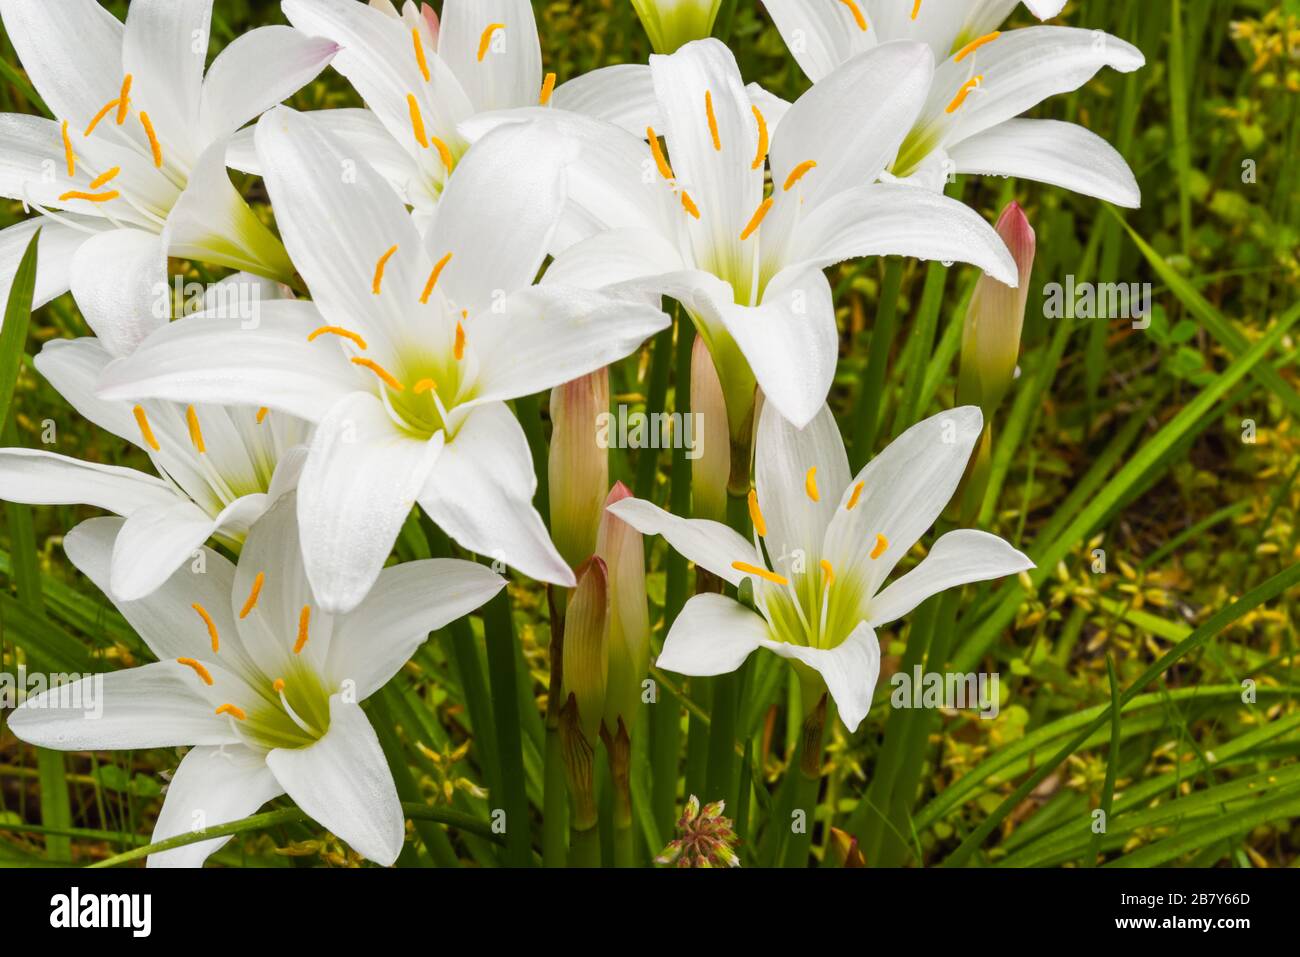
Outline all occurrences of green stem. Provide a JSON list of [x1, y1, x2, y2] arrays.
[[783, 694, 827, 867], [482, 591, 532, 866], [542, 585, 569, 867], [848, 258, 902, 470], [569, 825, 601, 868]]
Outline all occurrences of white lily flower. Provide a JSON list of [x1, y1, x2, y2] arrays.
[[8, 493, 505, 867], [224, 0, 658, 232], [0, 275, 310, 602], [0, 0, 339, 342], [97, 108, 671, 612], [761, 0, 1144, 205], [465, 38, 1017, 437], [609, 402, 1033, 732]]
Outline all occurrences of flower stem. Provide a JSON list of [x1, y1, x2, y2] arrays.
[[848, 259, 903, 470], [783, 693, 827, 867], [542, 585, 569, 867], [482, 589, 532, 867], [602, 720, 635, 867]]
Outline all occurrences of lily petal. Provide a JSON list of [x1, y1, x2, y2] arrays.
[[0, 218, 103, 316], [148, 744, 283, 868], [437, 0, 541, 112], [551, 64, 660, 134], [657, 592, 772, 675], [607, 497, 758, 589], [122, 0, 211, 167], [418, 402, 573, 586], [948, 118, 1140, 208], [868, 528, 1033, 626], [266, 694, 405, 866], [0, 448, 175, 516], [68, 228, 167, 359], [759, 0, 876, 83], [298, 391, 444, 614], [760, 621, 880, 733]]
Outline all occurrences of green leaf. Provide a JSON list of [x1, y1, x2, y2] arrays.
[[0, 227, 40, 431]]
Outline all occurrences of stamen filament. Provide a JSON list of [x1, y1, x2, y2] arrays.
[[838, 0, 868, 31], [84, 98, 119, 136], [747, 489, 767, 537], [239, 572, 265, 619], [945, 75, 983, 114], [420, 252, 453, 303], [353, 357, 405, 391], [955, 31, 1000, 62], [57, 190, 119, 203], [704, 90, 721, 151], [804, 466, 820, 502], [115, 74, 132, 124], [870, 534, 889, 560], [846, 480, 865, 511], [412, 28, 430, 81], [132, 405, 160, 451], [429, 135, 455, 172], [539, 72, 556, 105], [732, 561, 789, 587], [647, 127, 674, 181], [783, 160, 817, 191], [308, 325, 368, 349], [751, 105, 768, 170], [294, 605, 311, 654], [177, 657, 213, 685], [139, 111, 163, 167], [407, 93, 429, 148], [681, 191, 701, 219], [87, 167, 120, 189], [186, 405, 205, 453], [739, 197, 773, 240], [61, 120, 75, 177], [477, 23, 504, 61], [215, 703, 246, 720], [372, 244, 398, 294], [819, 559, 835, 587], [192, 603, 220, 653], [454, 320, 466, 360], [256, 406, 270, 424]]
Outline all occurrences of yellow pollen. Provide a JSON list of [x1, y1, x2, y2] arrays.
[[413, 378, 437, 394], [139, 111, 163, 167], [61, 120, 75, 177], [731, 561, 789, 587], [192, 603, 220, 653], [372, 244, 398, 294], [83, 98, 119, 136], [406, 93, 429, 148], [177, 657, 213, 685], [647, 127, 674, 181], [704, 90, 721, 151], [911, 0, 922, 20], [132, 405, 160, 451], [420, 251, 453, 303], [215, 703, 246, 721], [747, 489, 767, 537], [115, 74, 132, 124], [412, 28, 430, 81], [273, 678, 286, 693], [870, 534, 889, 560], [239, 572, 265, 619], [477, 23, 504, 61], [57, 190, 119, 203], [680, 191, 701, 219], [87, 166, 120, 189], [739, 197, 772, 240], [429, 135, 456, 173], [846, 480, 864, 510], [955, 31, 1001, 62], [804, 466, 820, 502], [751, 105, 768, 170], [308, 325, 368, 349], [839, 0, 868, 31], [256, 406, 269, 424], [945, 75, 983, 114], [820, 559, 835, 586], [294, 605, 311, 654], [539, 72, 556, 105], [353, 357, 405, 391], [783, 160, 817, 191], [186, 404, 205, 453], [454, 321, 466, 360]]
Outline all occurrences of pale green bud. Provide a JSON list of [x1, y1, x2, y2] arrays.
[[560, 557, 609, 747], [597, 482, 650, 735], [548, 368, 610, 569], [630, 0, 723, 54], [689, 334, 730, 523]]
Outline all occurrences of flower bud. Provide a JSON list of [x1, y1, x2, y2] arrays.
[[689, 334, 729, 523], [560, 557, 609, 747], [631, 0, 722, 54], [957, 201, 1037, 417], [597, 483, 651, 735], [548, 368, 610, 569]]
